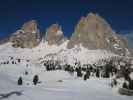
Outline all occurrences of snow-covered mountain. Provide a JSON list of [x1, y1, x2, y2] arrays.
[[4, 12, 129, 57], [45, 24, 67, 45], [0, 40, 115, 67], [0, 12, 133, 100], [9, 20, 41, 48], [0, 12, 132, 67], [67, 13, 129, 56]]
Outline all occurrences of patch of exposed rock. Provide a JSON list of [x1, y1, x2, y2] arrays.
[[45, 24, 66, 45], [10, 20, 41, 48], [67, 12, 129, 56]]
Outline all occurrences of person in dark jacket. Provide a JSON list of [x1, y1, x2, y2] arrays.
[[33, 75, 39, 85], [18, 77, 23, 86]]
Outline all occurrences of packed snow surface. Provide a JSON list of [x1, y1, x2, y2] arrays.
[[0, 70, 132, 100], [0, 41, 116, 66], [0, 42, 132, 100]]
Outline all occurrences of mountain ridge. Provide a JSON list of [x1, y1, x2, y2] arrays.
[[0, 12, 131, 56]]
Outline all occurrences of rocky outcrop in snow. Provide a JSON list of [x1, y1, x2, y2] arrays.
[[45, 24, 66, 45], [0, 12, 131, 57], [67, 13, 129, 56], [10, 20, 41, 48]]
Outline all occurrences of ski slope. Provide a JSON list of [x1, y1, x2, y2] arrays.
[[0, 41, 132, 100], [0, 41, 116, 66], [0, 70, 132, 100]]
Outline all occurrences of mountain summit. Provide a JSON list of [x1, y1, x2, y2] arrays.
[[45, 24, 66, 45], [10, 20, 41, 48], [0, 12, 131, 56], [67, 13, 128, 56]]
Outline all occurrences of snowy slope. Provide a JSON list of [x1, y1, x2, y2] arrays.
[[0, 41, 118, 83], [0, 41, 133, 100], [0, 41, 117, 67], [0, 70, 132, 100]]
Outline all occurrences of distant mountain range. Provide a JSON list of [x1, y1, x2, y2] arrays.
[[0, 12, 132, 56]]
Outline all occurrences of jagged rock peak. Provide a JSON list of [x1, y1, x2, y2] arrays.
[[45, 24, 66, 45], [46, 24, 62, 34], [75, 12, 114, 35], [10, 20, 41, 48], [87, 12, 102, 18], [21, 20, 39, 33], [67, 12, 129, 56]]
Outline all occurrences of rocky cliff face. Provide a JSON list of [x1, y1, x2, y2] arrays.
[[10, 20, 41, 48], [0, 12, 131, 56], [67, 13, 129, 56], [45, 24, 66, 45]]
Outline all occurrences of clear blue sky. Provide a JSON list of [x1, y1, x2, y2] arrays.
[[0, 0, 133, 38]]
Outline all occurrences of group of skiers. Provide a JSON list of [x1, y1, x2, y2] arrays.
[[18, 75, 39, 86]]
